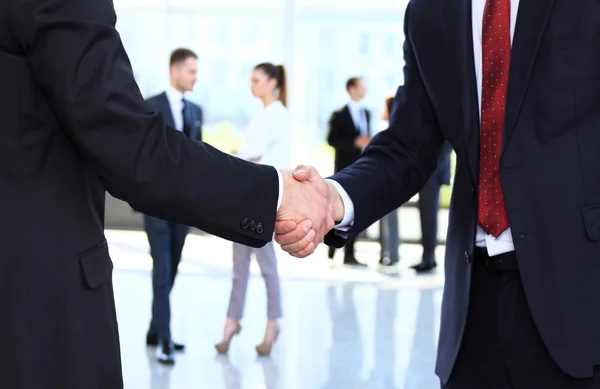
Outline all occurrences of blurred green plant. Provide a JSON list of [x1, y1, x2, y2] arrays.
[[201, 120, 243, 154]]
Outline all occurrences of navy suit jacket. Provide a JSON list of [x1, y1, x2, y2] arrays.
[[326, 0, 600, 383], [145, 92, 203, 141]]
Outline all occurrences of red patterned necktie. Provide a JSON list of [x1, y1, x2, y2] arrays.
[[478, 0, 511, 237]]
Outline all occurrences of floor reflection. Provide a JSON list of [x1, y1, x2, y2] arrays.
[[109, 230, 443, 389], [216, 355, 241, 389], [147, 349, 172, 389], [367, 287, 398, 388], [322, 284, 364, 388], [404, 288, 439, 389], [257, 356, 279, 389]]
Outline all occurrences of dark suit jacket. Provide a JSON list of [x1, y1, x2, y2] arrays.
[[327, 105, 372, 172], [1, 0, 278, 387], [327, 0, 600, 384], [146, 92, 203, 141]]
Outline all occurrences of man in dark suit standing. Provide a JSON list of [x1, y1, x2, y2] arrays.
[[278, 0, 600, 387], [326, 77, 371, 266], [143, 48, 204, 365], [409, 141, 452, 272], [0, 0, 331, 387]]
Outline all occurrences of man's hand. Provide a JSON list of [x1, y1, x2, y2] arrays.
[[275, 165, 344, 257], [275, 166, 334, 257], [354, 135, 371, 150]]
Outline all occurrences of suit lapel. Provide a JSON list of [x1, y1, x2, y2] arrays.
[[442, 0, 479, 183], [503, 0, 555, 148], [343, 105, 359, 134], [159, 92, 176, 129]]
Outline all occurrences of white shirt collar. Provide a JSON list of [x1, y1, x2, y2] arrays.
[[164, 85, 186, 132], [348, 99, 362, 111], [166, 85, 184, 106], [264, 100, 283, 111]]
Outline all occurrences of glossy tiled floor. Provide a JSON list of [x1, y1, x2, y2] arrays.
[[107, 229, 445, 389]]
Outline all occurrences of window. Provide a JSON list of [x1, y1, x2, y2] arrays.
[[115, 0, 408, 156], [297, 0, 407, 9], [167, 0, 282, 8]]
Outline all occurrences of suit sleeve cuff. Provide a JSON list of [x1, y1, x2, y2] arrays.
[[325, 179, 355, 232], [276, 169, 283, 212]]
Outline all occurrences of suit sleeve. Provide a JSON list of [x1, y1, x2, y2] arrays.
[[325, 5, 445, 247], [327, 111, 357, 152], [8, 0, 278, 248]]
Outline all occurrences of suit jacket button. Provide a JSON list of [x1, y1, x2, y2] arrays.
[[471, 187, 475, 198], [256, 223, 264, 234], [464, 251, 471, 264], [241, 218, 250, 229], [249, 220, 257, 231]]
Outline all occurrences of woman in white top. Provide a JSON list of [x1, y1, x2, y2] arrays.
[[215, 63, 290, 356]]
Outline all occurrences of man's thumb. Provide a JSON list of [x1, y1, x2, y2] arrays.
[[292, 165, 312, 182]]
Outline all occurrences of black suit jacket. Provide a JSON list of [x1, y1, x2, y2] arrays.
[[327, 105, 372, 172], [1, 0, 278, 387], [327, 0, 600, 383], [146, 92, 203, 141]]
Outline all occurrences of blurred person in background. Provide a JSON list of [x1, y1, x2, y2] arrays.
[[215, 63, 290, 356], [143, 48, 204, 365], [377, 94, 452, 270], [409, 139, 452, 273], [377, 96, 400, 266], [326, 77, 371, 266]]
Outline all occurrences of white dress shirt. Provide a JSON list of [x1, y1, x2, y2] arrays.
[[238, 100, 289, 212], [347, 100, 369, 135], [165, 85, 185, 132], [331, 0, 520, 256], [237, 100, 291, 170]]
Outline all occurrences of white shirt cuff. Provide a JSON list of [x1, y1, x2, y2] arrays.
[[325, 179, 355, 232], [276, 169, 283, 211]]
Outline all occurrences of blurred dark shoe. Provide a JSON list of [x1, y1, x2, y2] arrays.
[[147, 331, 185, 351], [157, 341, 175, 365]]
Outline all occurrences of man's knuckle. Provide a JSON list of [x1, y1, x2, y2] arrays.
[[319, 209, 327, 221]]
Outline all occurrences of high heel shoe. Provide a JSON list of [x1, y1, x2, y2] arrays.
[[215, 320, 241, 354], [256, 320, 280, 356]]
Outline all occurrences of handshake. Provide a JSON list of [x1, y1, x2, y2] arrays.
[[274, 166, 344, 258]]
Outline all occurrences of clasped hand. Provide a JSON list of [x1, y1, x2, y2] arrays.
[[274, 165, 344, 257]]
